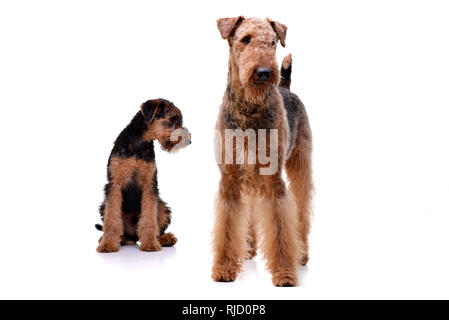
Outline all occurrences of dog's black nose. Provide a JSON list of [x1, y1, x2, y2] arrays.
[[255, 68, 272, 81]]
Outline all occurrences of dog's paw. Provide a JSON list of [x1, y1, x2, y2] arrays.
[[272, 270, 297, 287], [140, 240, 162, 252], [212, 265, 239, 282], [300, 254, 309, 266], [97, 240, 119, 253], [158, 233, 178, 247]]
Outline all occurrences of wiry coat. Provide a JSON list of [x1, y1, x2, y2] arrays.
[[96, 99, 190, 252], [212, 17, 313, 287]]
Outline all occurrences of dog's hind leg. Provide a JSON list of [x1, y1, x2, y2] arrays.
[[285, 112, 313, 265], [158, 233, 177, 247], [157, 199, 177, 247]]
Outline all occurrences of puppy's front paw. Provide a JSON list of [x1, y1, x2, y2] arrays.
[[97, 240, 119, 253], [272, 270, 297, 287], [140, 240, 162, 252]]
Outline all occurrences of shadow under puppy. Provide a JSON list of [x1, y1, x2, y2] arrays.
[[96, 99, 191, 253]]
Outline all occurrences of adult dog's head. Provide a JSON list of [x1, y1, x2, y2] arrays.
[[217, 16, 287, 104]]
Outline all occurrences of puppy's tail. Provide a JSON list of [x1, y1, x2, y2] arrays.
[[280, 54, 292, 90], [95, 224, 103, 231]]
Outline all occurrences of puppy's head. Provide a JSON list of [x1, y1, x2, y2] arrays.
[[140, 99, 191, 152]]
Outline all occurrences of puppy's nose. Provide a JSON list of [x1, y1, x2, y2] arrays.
[[255, 68, 272, 81]]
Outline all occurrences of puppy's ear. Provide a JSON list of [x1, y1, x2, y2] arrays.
[[217, 16, 244, 40], [266, 18, 287, 47], [140, 99, 164, 123]]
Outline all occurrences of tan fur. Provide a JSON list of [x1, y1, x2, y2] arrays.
[[138, 180, 161, 252], [158, 232, 178, 247], [285, 105, 313, 265], [282, 53, 292, 69], [228, 18, 280, 104], [157, 201, 170, 232], [266, 18, 287, 47], [97, 157, 162, 252], [212, 171, 249, 282], [213, 17, 311, 286], [217, 16, 244, 39]]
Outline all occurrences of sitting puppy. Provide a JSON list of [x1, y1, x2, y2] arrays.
[[96, 99, 191, 253]]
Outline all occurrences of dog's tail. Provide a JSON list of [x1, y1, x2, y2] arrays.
[[95, 224, 103, 231], [279, 54, 292, 90]]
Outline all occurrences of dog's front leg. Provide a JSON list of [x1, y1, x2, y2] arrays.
[[212, 172, 248, 282], [258, 175, 301, 287], [97, 184, 123, 253], [138, 184, 161, 252]]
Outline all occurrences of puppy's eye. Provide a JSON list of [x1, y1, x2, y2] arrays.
[[162, 120, 172, 127], [271, 40, 276, 46], [241, 36, 251, 45]]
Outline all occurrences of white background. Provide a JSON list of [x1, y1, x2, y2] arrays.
[[1, 0, 448, 299]]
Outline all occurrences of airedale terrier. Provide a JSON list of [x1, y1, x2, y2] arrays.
[[212, 17, 313, 286], [96, 99, 191, 253]]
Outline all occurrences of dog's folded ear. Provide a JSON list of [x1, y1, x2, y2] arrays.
[[266, 18, 287, 47], [140, 99, 164, 123], [217, 16, 244, 40]]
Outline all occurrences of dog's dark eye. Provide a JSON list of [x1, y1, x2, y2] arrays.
[[162, 120, 172, 127], [241, 36, 251, 45], [271, 40, 276, 46]]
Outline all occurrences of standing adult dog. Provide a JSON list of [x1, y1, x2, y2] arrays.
[[213, 16, 313, 286]]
